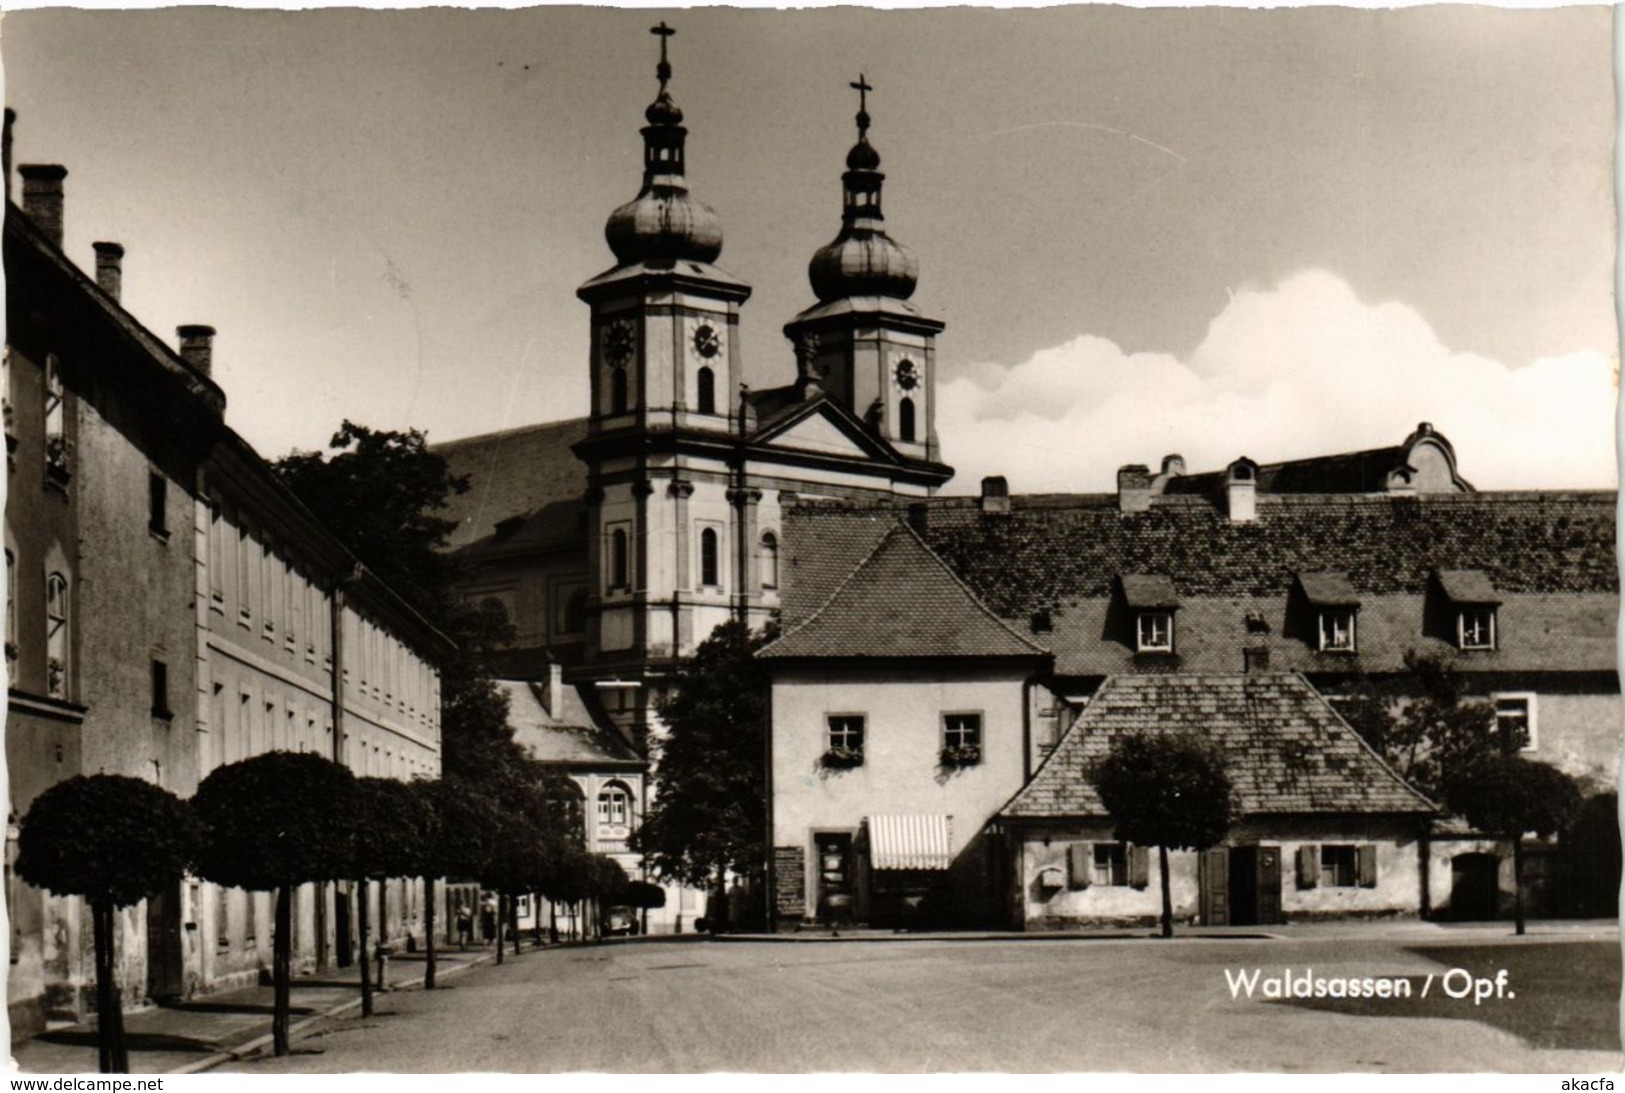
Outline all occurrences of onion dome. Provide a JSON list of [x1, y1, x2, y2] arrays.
[[808, 75, 918, 302], [604, 23, 724, 266]]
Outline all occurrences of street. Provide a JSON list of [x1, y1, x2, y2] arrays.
[[218, 925, 1621, 1073]]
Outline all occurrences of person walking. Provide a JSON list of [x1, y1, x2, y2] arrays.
[[455, 903, 473, 950]]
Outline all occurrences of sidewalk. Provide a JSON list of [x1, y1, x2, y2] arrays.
[[10, 943, 499, 1075]]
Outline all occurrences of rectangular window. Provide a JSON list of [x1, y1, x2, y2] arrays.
[[942, 712, 983, 766], [1092, 843, 1128, 887], [1136, 611, 1174, 652], [826, 714, 865, 754], [1458, 607, 1496, 650], [1320, 844, 1358, 887], [1494, 693, 1537, 752], [1317, 608, 1356, 652], [148, 472, 168, 537], [151, 659, 171, 719]]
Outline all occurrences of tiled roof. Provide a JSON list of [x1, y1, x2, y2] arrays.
[[760, 523, 1049, 661], [1435, 569, 1500, 604], [1297, 571, 1359, 606], [1121, 574, 1179, 609], [433, 419, 589, 551], [1001, 673, 1436, 819], [498, 680, 642, 767], [777, 491, 1616, 677]]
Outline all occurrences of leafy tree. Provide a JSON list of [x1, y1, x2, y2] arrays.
[[1444, 754, 1582, 935], [16, 776, 198, 1073], [1092, 734, 1235, 939], [193, 753, 359, 1056], [631, 620, 775, 900], [351, 777, 431, 1014], [623, 879, 666, 934]]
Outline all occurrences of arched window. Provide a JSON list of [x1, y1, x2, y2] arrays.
[[760, 532, 779, 590], [610, 528, 629, 591], [610, 367, 628, 416], [597, 782, 633, 835], [898, 397, 916, 444], [696, 367, 715, 415], [700, 528, 719, 588], [563, 589, 588, 635], [45, 571, 68, 698]]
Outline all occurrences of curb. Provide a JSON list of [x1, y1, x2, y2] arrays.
[[170, 949, 501, 1075]]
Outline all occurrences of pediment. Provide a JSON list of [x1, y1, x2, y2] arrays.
[[765, 409, 876, 459]]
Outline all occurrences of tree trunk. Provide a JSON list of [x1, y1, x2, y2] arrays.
[[495, 893, 505, 965], [272, 884, 293, 1057], [1513, 837, 1526, 936], [358, 878, 373, 1017], [92, 899, 128, 1073], [1159, 846, 1174, 939], [508, 892, 520, 954], [423, 875, 437, 989]]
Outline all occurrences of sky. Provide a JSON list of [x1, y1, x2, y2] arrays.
[[2, 5, 1617, 492]]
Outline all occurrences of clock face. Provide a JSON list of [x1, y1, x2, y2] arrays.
[[894, 358, 920, 391], [604, 320, 636, 367], [692, 324, 721, 360]]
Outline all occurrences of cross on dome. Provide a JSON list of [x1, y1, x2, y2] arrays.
[[851, 73, 873, 136], [652, 22, 676, 92]]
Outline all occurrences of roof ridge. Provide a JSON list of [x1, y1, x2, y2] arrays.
[[432, 416, 587, 449], [896, 521, 1051, 655], [757, 519, 909, 655], [1286, 671, 1439, 812]]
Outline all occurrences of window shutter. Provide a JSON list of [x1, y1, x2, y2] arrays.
[[1357, 844, 1378, 888], [1296, 846, 1319, 889], [1067, 843, 1090, 890], [1128, 846, 1150, 890]]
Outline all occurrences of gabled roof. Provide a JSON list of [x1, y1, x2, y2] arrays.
[[1001, 673, 1436, 819], [498, 679, 643, 768], [760, 522, 1049, 661], [433, 419, 589, 552]]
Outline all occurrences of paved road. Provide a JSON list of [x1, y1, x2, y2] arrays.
[[219, 928, 1621, 1073]]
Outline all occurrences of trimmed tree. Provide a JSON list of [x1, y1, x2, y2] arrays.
[[631, 620, 774, 906], [1444, 753, 1582, 935], [588, 855, 630, 940], [193, 752, 359, 1056], [623, 879, 666, 935], [16, 776, 199, 1073], [1093, 734, 1235, 938], [351, 777, 431, 1014]]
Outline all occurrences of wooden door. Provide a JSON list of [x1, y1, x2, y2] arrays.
[[1257, 845, 1283, 925], [145, 882, 185, 1001], [1202, 847, 1230, 926]]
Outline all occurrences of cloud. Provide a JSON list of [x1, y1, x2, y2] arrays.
[[937, 270, 1617, 494]]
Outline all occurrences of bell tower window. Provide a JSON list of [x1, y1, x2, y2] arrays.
[[898, 397, 916, 444], [610, 528, 629, 592], [697, 367, 715, 415], [610, 367, 629, 416]]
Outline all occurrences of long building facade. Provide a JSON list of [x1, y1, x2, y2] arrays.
[[4, 115, 451, 1036]]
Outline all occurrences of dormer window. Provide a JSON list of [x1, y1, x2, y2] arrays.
[[1434, 570, 1501, 651], [1297, 572, 1360, 654], [1136, 612, 1174, 652], [1121, 574, 1178, 654], [1458, 606, 1497, 650]]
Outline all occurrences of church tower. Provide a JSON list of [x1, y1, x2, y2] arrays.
[[572, 24, 753, 738], [783, 77, 946, 465]]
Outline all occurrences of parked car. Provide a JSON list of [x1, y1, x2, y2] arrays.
[[604, 906, 636, 936]]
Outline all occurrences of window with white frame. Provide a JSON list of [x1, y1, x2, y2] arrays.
[[1317, 608, 1356, 652], [826, 714, 865, 760], [1136, 611, 1174, 652], [1494, 693, 1537, 752], [941, 712, 983, 766], [597, 783, 632, 837], [1093, 842, 1128, 886], [1457, 606, 1497, 650]]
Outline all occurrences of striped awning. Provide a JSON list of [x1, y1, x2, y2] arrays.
[[866, 814, 953, 871]]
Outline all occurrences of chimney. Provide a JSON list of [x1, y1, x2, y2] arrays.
[[906, 502, 928, 535], [1117, 464, 1152, 513], [3, 109, 15, 205], [19, 163, 67, 248], [546, 660, 563, 720], [1225, 458, 1258, 523], [93, 242, 124, 302], [979, 475, 1010, 515], [177, 325, 216, 377]]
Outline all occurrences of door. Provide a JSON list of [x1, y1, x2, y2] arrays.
[[1228, 846, 1259, 926], [1201, 847, 1230, 926], [1450, 852, 1501, 921], [1256, 845, 1283, 925], [146, 882, 185, 1002], [814, 833, 854, 923]]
